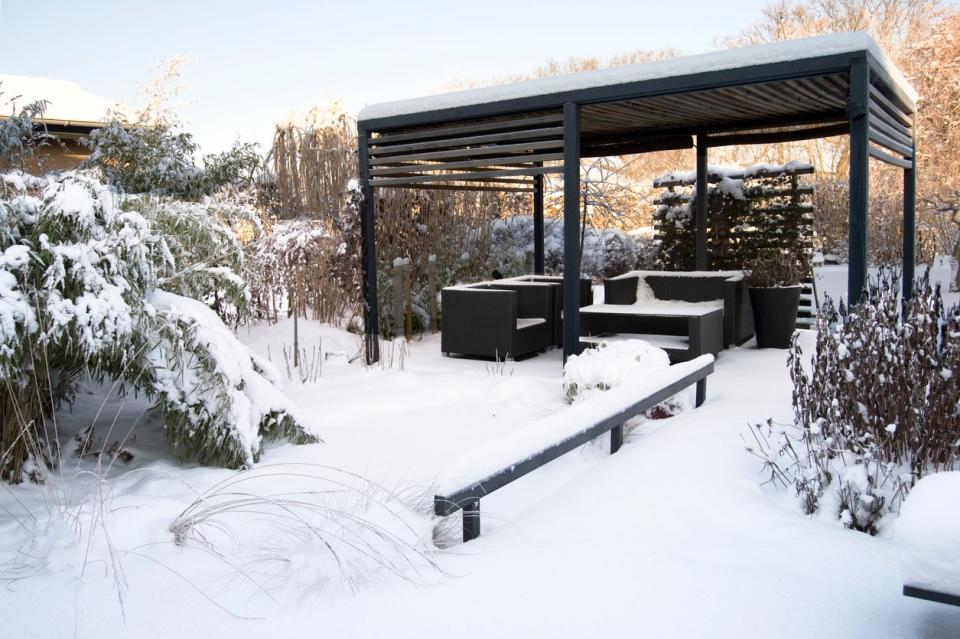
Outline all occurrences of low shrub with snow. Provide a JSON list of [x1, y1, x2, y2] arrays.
[[748, 272, 960, 534], [0, 171, 315, 482], [562, 339, 670, 404]]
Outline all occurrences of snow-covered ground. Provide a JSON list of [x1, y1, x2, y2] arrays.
[[1, 268, 959, 637]]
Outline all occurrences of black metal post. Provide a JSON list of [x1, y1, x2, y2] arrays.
[[696, 378, 707, 407], [534, 168, 545, 275], [358, 127, 380, 364], [695, 133, 708, 271], [902, 143, 916, 303], [610, 424, 624, 454], [562, 103, 581, 361], [848, 57, 870, 305], [462, 498, 481, 542]]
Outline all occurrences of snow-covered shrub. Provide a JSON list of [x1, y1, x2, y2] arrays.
[[0, 172, 315, 482], [562, 339, 670, 404], [600, 229, 639, 278], [748, 272, 960, 534], [81, 115, 260, 199], [486, 214, 621, 279], [131, 197, 260, 325], [0, 94, 57, 171]]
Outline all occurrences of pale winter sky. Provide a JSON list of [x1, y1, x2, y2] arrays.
[[0, 0, 840, 154]]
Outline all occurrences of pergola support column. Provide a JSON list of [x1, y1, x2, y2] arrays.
[[562, 103, 581, 361], [847, 57, 870, 305], [902, 144, 916, 304], [358, 127, 380, 364], [533, 169, 545, 274], [695, 133, 708, 271]]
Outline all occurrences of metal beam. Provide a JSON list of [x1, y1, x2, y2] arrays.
[[706, 122, 849, 148], [868, 144, 913, 169], [848, 57, 870, 305], [369, 139, 563, 165], [368, 127, 563, 156], [695, 133, 708, 270], [533, 168, 545, 274], [358, 127, 380, 364], [369, 152, 563, 177], [903, 140, 916, 303], [563, 103, 581, 361], [369, 166, 562, 187], [369, 113, 562, 146]]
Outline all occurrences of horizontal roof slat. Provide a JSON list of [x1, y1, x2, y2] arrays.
[[369, 152, 564, 177], [369, 126, 563, 156], [370, 165, 563, 186], [368, 113, 562, 146]]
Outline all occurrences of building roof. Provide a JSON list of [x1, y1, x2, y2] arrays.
[[0, 73, 122, 128]]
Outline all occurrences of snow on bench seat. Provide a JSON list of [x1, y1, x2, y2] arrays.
[[581, 300, 723, 317], [898, 472, 960, 606], [436, 354, 714, 499]]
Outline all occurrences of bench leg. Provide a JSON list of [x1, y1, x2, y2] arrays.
[[610, 424, 624, 454], [696, 378, 707, 407], [463, 498, 481, 542]]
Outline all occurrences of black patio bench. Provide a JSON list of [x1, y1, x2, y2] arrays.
[[433, 354, 715, 542]]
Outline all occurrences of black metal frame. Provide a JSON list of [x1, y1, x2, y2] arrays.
[[435, 355, 715, 542], [357, 44, 917, 364], [903, 585, 960, 608]]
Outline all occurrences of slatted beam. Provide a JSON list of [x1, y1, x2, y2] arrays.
[[869, 144, 913, 169], [369, 152, 563, 177], [370, 166, 562, 187]]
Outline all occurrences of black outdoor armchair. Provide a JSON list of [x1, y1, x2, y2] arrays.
[[441, 284, 554, 359]]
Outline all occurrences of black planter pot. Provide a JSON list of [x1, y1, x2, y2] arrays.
[[749, 286, 802, 349]]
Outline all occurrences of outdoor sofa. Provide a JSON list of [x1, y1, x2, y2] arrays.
[[579, 270, 754, 362]]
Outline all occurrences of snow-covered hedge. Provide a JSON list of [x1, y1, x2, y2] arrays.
[[749, 272, 960, 534], [0, 171, 315, 482], [486, 215, 644, 279]]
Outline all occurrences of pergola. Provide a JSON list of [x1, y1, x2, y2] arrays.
[[356, 32, 918, 364]]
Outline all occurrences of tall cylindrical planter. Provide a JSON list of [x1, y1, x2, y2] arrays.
[[749, 286, 802, 349]]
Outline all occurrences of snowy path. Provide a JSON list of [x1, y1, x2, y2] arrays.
[[1, 323, 959, 637]]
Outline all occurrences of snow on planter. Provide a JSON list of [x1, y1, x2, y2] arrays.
[[897, 472, 960, 596]]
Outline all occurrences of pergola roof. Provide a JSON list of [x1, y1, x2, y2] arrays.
[[360, 32, 914, 125], [357, 33, 916, 193]]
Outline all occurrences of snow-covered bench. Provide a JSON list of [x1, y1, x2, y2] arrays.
[[434, 354, 715, 542], [898, 472, 960, 607]]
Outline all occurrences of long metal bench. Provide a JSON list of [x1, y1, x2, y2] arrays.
[[434, 354, 715, 542]]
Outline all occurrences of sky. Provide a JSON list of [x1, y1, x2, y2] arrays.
[[2, 0, 791, 154]]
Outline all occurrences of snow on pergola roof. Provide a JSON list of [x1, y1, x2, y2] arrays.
[[359, 32, 915, 127], [0, 73, 123, 126]]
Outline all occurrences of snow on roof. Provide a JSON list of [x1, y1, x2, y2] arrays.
[[359, 32, 915, 122], [0, 73, 122, 124]]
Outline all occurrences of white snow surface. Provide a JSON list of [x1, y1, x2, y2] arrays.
[[897, 472, 960, 595], [0, 73, 123, 123], [437, 351, 701, 495], [360, 33, 914, 121], [0, 300, 958, 637]]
